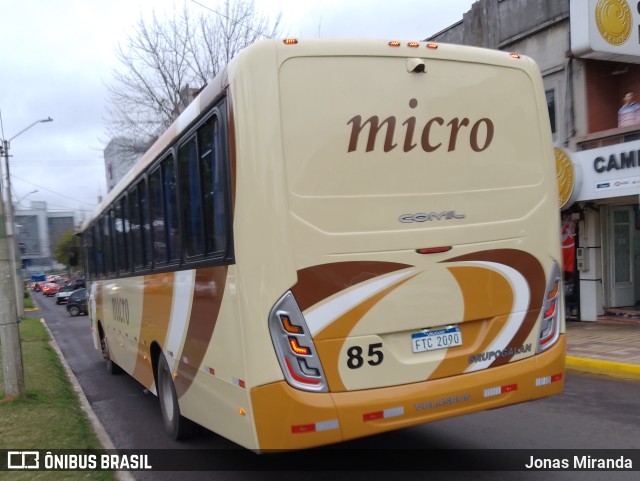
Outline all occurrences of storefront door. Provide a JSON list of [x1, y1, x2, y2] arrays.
[[610, 206, 635, 307]]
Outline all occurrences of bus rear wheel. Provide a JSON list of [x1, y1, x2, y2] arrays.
[[100, 334, 122, 375], [157, 353, 201, 440]]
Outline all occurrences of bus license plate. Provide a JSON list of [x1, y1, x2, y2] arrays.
[[411, 326, 462, 353]]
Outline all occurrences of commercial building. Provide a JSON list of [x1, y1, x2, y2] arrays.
[[15, 200, 75, 275], [429, 0, 640, 320]]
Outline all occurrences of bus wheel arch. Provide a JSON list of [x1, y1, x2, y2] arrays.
[[98, 322, 122, 375], [150, 341, 162, 387], [156, 351, 201, 440]]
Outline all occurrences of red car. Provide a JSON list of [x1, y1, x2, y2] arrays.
[[41, 282, 60, 296]]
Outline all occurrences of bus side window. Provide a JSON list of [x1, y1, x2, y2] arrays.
[[114, 196, 129, 274], [149, 165, 167, 264], [178, 135, 203, 258], [94, 223, 104, 278], [128, 185, 142, 270], [139, 178, 152, 269], [103, 211, 115, 277], [199, 115, 227, 256], [162, 155, 180, 263], [86, 224, 96, 279]]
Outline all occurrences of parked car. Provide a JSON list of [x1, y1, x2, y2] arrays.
[[67, 278, 86, 290], [55, 285, 77, 305], [41, 282, 60, 296], [66, 288, 88, 316]]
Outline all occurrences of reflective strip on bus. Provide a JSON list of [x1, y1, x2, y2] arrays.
[[291, 419, 340, 434], [535, 373, 563, 386], [363, 406, 404, 422], [483, 383, 518, 398]]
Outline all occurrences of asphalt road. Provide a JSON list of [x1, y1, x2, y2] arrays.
[[29, 292, 640, 481]]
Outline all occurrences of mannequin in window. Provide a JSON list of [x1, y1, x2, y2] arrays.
[[618, 92, 640, 127]]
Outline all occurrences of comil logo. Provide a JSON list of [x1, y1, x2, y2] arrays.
[[595, 0, 633, 46]]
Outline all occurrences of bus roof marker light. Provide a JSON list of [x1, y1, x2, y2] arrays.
[[389, 41, 401, 47], [426, 43, 438, 49], [283, 38, 298, 45], [407, 42, 420, 48], [510, 53, 521, 59]]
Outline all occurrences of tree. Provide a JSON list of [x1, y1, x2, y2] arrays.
[[104, 0, 282, 150], [54, 229, 82, 273]]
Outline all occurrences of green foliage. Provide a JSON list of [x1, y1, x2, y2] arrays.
[[0, 318, 114, 481], [53, 229, 82, 269]]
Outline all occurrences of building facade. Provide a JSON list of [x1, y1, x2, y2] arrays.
[[15, 200, 75, 275], [104, 137, 146, 193], [429, 0, 640, 320]]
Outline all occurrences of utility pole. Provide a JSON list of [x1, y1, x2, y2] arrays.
[[0, 115, 52, 398], [0, 138, 24, 398]]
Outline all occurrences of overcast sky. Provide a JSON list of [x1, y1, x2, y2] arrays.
[[1, 0, 475, 223]]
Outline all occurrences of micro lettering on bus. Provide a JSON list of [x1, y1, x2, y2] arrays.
[[347, 98, 495, 154], [111, 297, 130, 325]]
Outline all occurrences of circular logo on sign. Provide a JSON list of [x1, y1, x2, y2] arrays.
[[595, 0, 632, 46], [555, 148, 575, 209]]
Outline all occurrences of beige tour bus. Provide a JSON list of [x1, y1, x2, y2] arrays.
[[80, 38, 565, 452]]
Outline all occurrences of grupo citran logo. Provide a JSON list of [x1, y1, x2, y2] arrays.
[[555, 148, 575, 209], [595, 0, 633, 46]]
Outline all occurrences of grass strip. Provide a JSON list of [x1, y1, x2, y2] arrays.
[[1, 316, 115, 481]]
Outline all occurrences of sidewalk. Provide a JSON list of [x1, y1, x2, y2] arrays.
[[566, 316, 640, 381]]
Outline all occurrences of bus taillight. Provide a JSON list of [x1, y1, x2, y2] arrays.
[[538, 261, 562, 352], [288, 337, 311, 355], [269, 292, 328, 392]]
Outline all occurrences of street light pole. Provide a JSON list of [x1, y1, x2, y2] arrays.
[[0, 116, 52, 399], [16, 189, 38, 207]]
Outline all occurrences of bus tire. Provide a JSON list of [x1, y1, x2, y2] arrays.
[[100, 334, 122, 375], [157, 353, 201, 440]]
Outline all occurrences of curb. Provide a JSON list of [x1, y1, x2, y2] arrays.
[[566, 355, 640, 381], [39, 318, 136, 481]]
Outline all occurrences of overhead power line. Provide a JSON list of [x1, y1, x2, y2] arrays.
[[11, 173, 98, 207]]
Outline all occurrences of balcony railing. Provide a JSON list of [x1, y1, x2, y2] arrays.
[[572, 124, 640, 151]]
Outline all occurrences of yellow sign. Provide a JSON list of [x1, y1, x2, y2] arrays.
[[595, 0, 632, 46], [555, 148, 575, 209]]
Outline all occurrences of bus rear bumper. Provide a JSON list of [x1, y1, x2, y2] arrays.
[[251, 335, 565, 451]]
